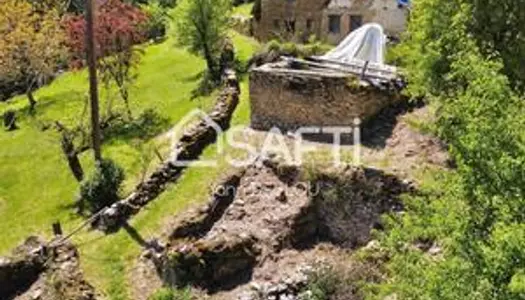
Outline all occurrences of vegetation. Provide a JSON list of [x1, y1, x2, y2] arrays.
[[148, 287, 193, 300], [266, 38, 332, 58], [0, 17, 259, 297], [79, 159, 124, 214], [173, 0, 232, 81], [232, 2, 254, 17], [64, 0, 149, 120], [0, 0, 66, 112], [374, 0, 525, 299], [141, 1, 171, 41]]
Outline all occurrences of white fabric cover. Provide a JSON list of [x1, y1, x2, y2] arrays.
[[321, 23, 386, 65]]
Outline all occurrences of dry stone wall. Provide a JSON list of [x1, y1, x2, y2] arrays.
[[95, 70, 241, 232], [250, 63, 404, 131]]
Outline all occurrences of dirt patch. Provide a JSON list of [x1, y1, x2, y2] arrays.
[[135, 157, 411, 299], [360, 102, 450, 178]]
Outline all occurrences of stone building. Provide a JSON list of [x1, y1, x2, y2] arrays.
[[249, 61, 404, 131], [256, 0, 408, 44]]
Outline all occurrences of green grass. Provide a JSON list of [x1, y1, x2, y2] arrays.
[[0, 37, 217, 254], [232, 2, 254, 17], [0, 26, 260, 299]]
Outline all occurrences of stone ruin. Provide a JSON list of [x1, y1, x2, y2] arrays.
[[0, 237, 97, 300], [139, 157, 414, 299], [249, 59, 406, 131]]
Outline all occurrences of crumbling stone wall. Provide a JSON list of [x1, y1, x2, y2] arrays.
[[0, 237, 97, 300], [0, 237, 47, 298], [250, 63, 404, 131], [95, 70, 241, 232]]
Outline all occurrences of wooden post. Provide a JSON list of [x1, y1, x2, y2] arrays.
[[52, 222, 63, 236], [86, 0, 102, 162]]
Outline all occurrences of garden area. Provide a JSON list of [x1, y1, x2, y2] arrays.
[[0, 0, 259, 298]]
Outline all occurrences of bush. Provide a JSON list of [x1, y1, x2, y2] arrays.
[[301, 265, 341, 300], [141, 1, 171, 41], [79, 159, 125, 214], [262, 40, 332, 58]]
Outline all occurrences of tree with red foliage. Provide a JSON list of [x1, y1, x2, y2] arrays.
[[63, 0, 148, 119]]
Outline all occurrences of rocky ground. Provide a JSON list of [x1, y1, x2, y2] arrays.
[[131, 155, 413, 300], [129, 101, 449, 300]]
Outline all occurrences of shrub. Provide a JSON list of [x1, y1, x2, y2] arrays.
[[79, 159, 125, 214], [266, 39, 281, 52], [262, 40, 332, 58], [141, 1, 171, 41], [281, 42, 299, 57], [301, 265, 341, 300]]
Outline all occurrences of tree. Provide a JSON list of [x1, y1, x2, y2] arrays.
[[375, 1, 525, 299], [0, 0, 67, 113], [64, 0, 148, 120], [174, 0, 231, 81]]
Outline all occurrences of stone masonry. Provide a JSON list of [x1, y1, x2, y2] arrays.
[[257, 0, 408, 44], [249, 62, 404, 131]]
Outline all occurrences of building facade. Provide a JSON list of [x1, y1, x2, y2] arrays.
[[256, 0, 408, 44]]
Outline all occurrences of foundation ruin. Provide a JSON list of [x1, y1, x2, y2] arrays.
[[249, 58, 405, 131], [139, 157, 414, 299]]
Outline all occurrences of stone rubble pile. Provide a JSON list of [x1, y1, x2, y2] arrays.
[[0, 237, 97, 300]]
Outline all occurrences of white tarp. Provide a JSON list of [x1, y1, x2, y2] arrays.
[[321, 23, 387, 65]]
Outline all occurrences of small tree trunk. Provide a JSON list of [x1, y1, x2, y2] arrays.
[[66, 151, 85, 182], [120, 88, 133, 120], [203, 45, 219, 82], [27, 91, 36, 113], [3, 111, 17, 131], [57, 122, 85, 182]]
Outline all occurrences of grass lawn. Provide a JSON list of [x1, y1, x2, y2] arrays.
[[0, 37, 215, 254], [0, 21, 260, 298]]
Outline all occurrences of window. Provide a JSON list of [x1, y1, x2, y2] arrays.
[[328, 15, 341, 34], [284, 19, 296, 33], [306, 19, 314, 31], [273, 19, 280, 30], [350, 15, 363, 32]]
